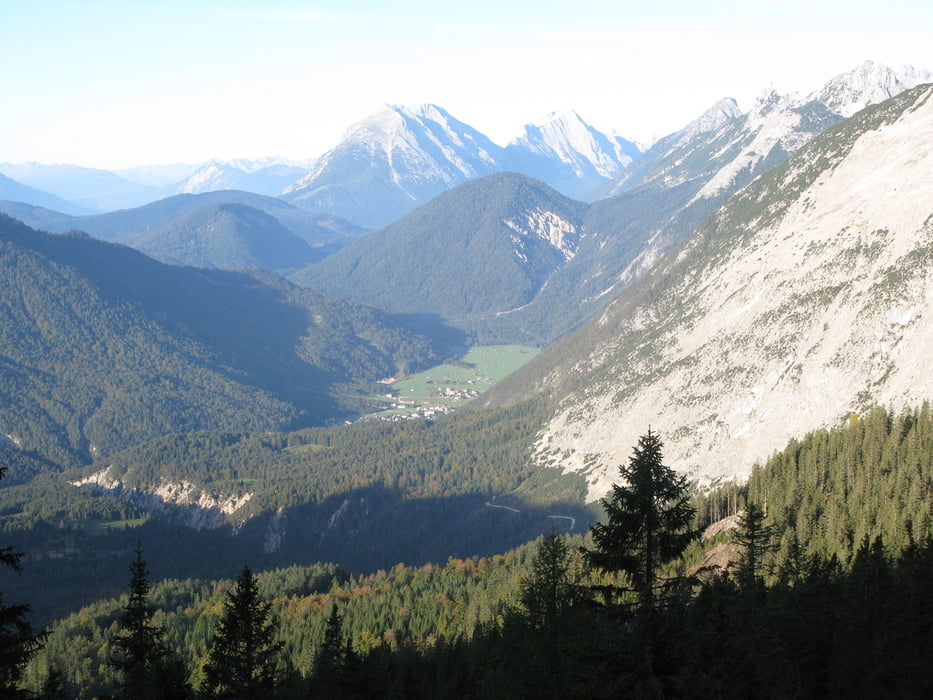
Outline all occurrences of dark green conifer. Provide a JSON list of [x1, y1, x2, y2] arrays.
[[202, 566, 283, 699], [731, 502, 775, 589], [520, 531, 573, 630], [582, 429, 698, 689], [111, 547, 190, 699], [311, 602, 360, 696]]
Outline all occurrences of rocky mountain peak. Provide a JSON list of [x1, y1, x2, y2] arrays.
[[810, 60, 933, 117], [510, 109, 639, 176], [673, 97, 742, 145], [282, 103, 505, 227]]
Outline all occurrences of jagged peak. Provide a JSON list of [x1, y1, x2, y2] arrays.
[[333, 103, 488, 154], [528, 108, 584, 128], [394, 103, 452, 121], [511, 110, 592, 144], [194, 159, 230, 171], [345, 103, 455, 134], [505, 109, 639, 181], [808, 60, 933, 116], [750, 86, 788, 112], [659, 97, 741, 149], [693, 97, 741, 129]]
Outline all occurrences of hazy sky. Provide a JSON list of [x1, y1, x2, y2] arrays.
[[3, 0, 932, 169]]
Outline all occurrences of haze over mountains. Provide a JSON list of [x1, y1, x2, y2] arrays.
[[0, 101, 645, 226], [3, 60, 928, 236], [0, 191, 366, 274]]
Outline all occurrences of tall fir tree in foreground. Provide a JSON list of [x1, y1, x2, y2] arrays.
[[111, 547, 190, 699], [0, 466, 46, 698], [202, 566, 283, 699], [583, 430, 698, 693]]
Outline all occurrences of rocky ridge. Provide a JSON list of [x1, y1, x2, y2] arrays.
[[531, 85, 933, 501]]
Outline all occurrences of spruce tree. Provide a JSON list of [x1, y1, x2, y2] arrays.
[[731, 502, 775, 589], [311, 603, 360, 696], [516, 531, 578, 696], [520, 531, 573, 630], [202, 566, 283, 699], [582, 429, 698, 685], [111, 547, 189, 699]]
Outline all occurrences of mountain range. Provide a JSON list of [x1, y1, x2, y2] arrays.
[[478, 82, 933, 500], [282, 103, 646, 228], [0, 105, 643, 228], [295, 62, 932, 346], [0, 190, 365, 274], [0, 158, 314, 214], [0, 62, 929, 495], [1, 61, 933, 648], [5, 61, 927, 238]]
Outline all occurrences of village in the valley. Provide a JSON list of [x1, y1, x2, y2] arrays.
[[349, 346, 538, 423], [369, 379, 483, 422]]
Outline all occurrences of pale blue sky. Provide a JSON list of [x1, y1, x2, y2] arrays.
[[2, 0, 931, 168]]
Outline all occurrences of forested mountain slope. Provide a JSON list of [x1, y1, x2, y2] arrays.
[[0, 215, 440, 467], [293, 173, 588, 339], [131, 202, 326, 273], [21, 403, 933, 698], [0, 190, 364, 265], [0, 403, 590, 627]]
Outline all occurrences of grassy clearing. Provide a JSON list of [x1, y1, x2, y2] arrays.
[[368, 345, 539, 418], [72, 517, 149, 535]]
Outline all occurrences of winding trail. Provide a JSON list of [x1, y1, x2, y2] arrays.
[[484, 501, 520, 513], [483, 501, 576, 531], [546, 515, 577, 530]]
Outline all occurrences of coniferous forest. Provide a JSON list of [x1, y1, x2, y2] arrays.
[[5, 404, 933, 698]]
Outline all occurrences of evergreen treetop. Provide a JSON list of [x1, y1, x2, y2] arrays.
[[584, 429, 698, 611], [111, 546, 189, 699], [202, 565, 284, 699]]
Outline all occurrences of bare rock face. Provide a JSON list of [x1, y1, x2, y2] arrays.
[[72, 468, 252, 530], [534, 85, 933, 501], [810, 60, 933, 118]]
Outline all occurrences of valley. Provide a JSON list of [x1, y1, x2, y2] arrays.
[[361, 345, 540, 420], [1, 60, 933, 697]]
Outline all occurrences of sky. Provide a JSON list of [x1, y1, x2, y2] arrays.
[[2, 0, 932, 170]]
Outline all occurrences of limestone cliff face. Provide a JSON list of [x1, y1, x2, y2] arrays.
[[532, 85, 933, 501], [72, 468, 252, 530]]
